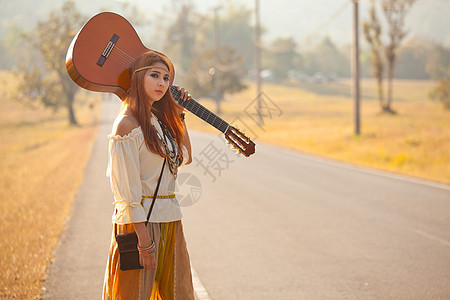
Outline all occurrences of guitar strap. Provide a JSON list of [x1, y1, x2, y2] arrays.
[[145, 158, 166, 225], [113, 158, 166, 236]]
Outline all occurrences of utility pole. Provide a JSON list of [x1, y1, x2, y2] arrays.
[[254, 0, 264, 126], [352, 0, 361, 135], [213, 6, 222, 115]]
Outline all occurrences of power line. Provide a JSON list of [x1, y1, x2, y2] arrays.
[[300, 0, 430, 45], [302, 1, 350, 44]]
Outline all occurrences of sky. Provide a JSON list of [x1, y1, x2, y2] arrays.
[[121, 0, 450, 46], [1, 0, 449, 47]]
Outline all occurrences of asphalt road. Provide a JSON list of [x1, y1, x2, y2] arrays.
[[44, 97, 450, 299]]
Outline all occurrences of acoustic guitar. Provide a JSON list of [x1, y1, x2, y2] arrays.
[[66, 12, 255, 157]]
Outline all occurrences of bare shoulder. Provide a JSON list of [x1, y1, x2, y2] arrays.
[[112, 113, 140, 137]]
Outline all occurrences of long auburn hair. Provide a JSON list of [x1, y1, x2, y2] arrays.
[[125, 51, 184, 162]]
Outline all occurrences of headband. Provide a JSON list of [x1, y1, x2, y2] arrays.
[[133, 65, 170, 74]]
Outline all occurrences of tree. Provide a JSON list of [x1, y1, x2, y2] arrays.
[[382, 0, 416, 113], [15, 1, 85, 125], [425, 42, 450, 80], [363, 0, 385, 110], [301, 37, 349, 78], [395, 37, 429, 79], [184, 46, 246, 103], [315, 37, 348, 76], [263, 37, 299, 80], [429, 67, 450, 109], [0, 25, 27, 69], [166, 2, 250, 111], [217, 3, 255, 70], [163, 3, 197, 80]]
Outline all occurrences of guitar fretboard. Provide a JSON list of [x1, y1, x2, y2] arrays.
[[170, 85, 229, 133]]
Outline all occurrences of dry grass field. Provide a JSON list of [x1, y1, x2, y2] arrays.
[[187, 79, 450, 185], [0, 71, 101, 299]]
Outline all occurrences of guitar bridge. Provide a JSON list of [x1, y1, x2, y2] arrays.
[[97, 34, 119, 67]]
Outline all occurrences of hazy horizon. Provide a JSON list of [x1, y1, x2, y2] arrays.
[[1, 0, 449, 47]]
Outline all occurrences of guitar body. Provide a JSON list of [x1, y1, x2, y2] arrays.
[[67, 12, 255, 157], [66, 12, 171, 100]]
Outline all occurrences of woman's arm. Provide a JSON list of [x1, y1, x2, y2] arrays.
[[134, 222, 156, 270]]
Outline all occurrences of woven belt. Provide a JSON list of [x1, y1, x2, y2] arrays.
[[141, 194, 175, 207]]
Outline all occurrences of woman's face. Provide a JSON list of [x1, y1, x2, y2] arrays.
[[143, 62, 171, 104]]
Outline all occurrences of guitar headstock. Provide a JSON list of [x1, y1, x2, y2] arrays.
[[224, 126, 256, 157]]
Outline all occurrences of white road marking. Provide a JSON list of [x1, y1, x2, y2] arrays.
[[406, 226, 450, 248], [191, 265, 211, 300]]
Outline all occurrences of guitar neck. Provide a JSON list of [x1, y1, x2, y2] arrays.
[[170, 85, 229, 133]]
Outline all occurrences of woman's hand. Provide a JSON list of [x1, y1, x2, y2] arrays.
[[173, 85, 192, 115], [172, 85, 193, 164], [133, 222, 157, 271], [138, 242, 157, 271], [175, 85, 191, 102]]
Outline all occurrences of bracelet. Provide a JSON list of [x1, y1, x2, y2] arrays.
[[138, 240, 155, 251], [138, 243, 156, 255], [180, 112, 185, 120], [139, 245, 156, 255]]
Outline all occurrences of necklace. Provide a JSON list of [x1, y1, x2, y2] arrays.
[[156, 121, 179, 179]]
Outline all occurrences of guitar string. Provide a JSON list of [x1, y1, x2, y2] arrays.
[[109, 50, 134, 67], [111, 47, 133, 62], [193, 107, 228, 132], [173, 88, 228, 132], [108, 55, 131, 70], [175, 85, 243, 149], [102, 45, 135, 68], [111, 51, 133, 67], [169, 89, 247, 151], [115, 46, 135, 62], [109, 52, 135, 70], [189, 101, 222, 127], [189, 101, 224, 127], [172, 87, 227, 131]]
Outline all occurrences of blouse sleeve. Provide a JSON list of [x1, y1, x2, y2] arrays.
[[108, 131, 146, 224]]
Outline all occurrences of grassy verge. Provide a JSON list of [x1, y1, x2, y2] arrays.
[[0, 71, 101, 299], [187, 79, 450, 184]]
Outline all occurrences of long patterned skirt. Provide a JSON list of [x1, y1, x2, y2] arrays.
[[102, 220, 194, 300]]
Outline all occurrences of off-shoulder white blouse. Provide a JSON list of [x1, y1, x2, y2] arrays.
[[106, 113, 189, 224]]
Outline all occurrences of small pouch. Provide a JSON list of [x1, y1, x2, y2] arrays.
[[115, 232, 142, 271]]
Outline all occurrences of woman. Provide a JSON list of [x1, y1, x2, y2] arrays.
[[102, 50, 194, 299]]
